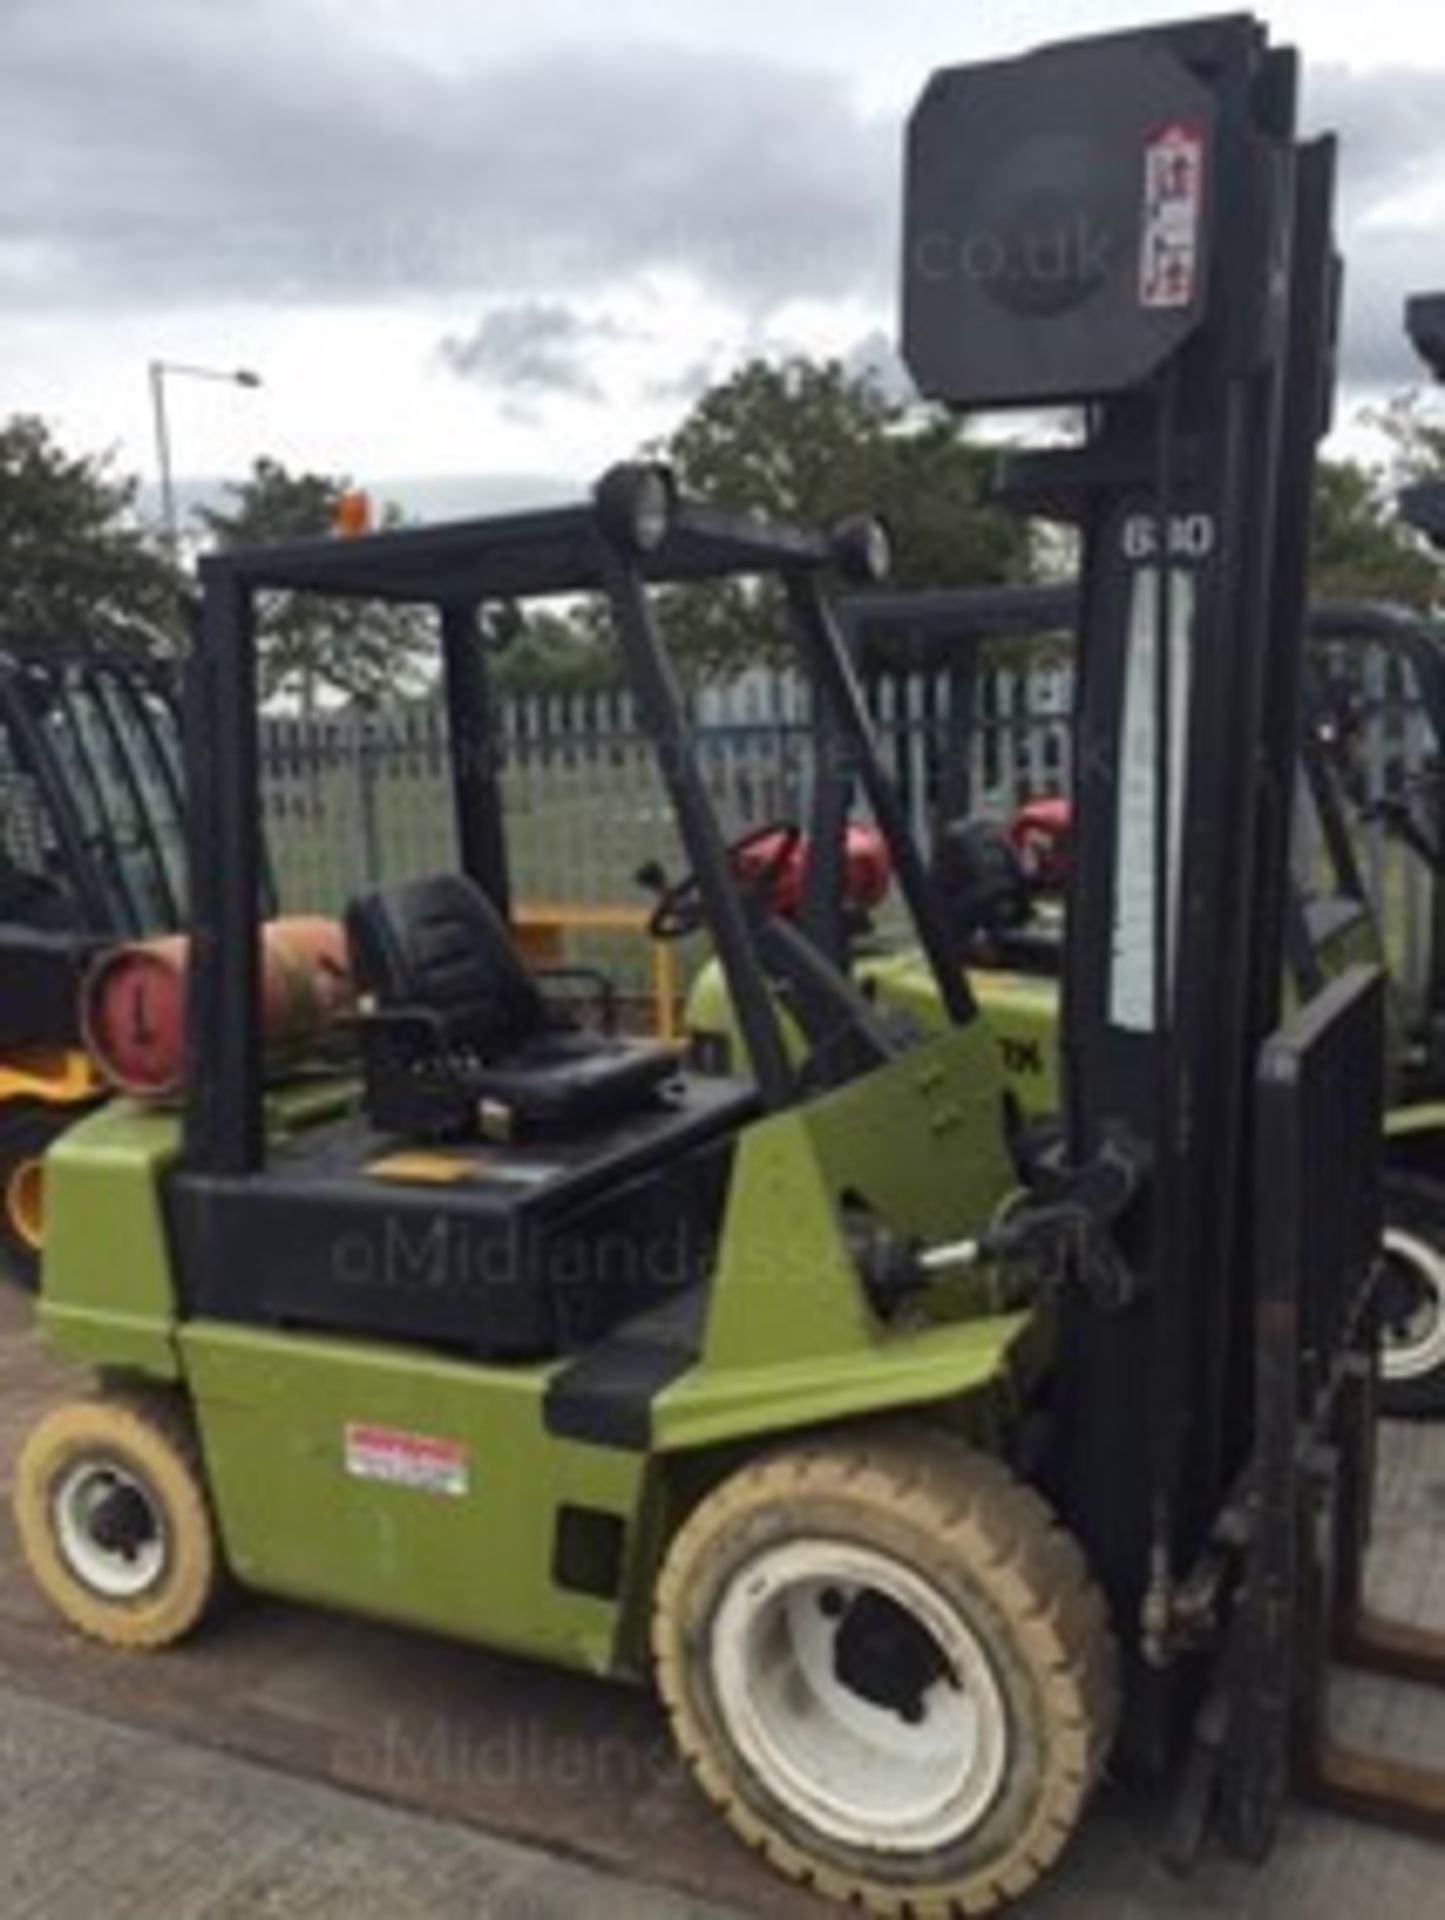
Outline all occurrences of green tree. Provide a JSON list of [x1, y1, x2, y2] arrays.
[[1309, 455, 1438, 611], [647, 358, 1032, 679], [1377, 389, 1445, 491], [489, 607, 620, 696], [1377, 390, 1445, 587], [0, 415, 184, 648], [198, 458, 431, 708]]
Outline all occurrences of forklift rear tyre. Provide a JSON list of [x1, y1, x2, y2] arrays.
[[14, 1392, 220, 1649], [653, 1426, 1117, 1917], [0, 1100, 71, 1290], [1378, 1172, 1445, 1418]]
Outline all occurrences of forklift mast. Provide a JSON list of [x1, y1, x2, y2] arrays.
[[904, 15, 1338, 1767]]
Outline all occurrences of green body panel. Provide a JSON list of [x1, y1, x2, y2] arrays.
[[688, 908, 1424, 1141], [859, 950, 1062, 1119], [655, 1305, 1034, 1453], [38, 1099, 183, 1380], [179, 1322, 642, 1673], [37, 1079, 365, 1380], [36, 1025, 1032, 1676], [1384, 1100, 1445, 1146], [656, 1022, 1032, 1448], [686, 949, 1063, 1119], [1312, 909, 1389, 981]]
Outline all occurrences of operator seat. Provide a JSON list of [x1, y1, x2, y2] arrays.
[[346, 872, 677, 1139], [932, 816, 1061, 972]]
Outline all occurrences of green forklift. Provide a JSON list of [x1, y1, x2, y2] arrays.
[[21, 466, 1120, 1917], [13, 17, 1441, 1913]]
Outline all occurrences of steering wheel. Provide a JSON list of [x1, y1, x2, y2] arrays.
[[647, 821, 804, 942]]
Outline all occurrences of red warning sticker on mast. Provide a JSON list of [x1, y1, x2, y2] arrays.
[[1139, 121, 1205, 310]]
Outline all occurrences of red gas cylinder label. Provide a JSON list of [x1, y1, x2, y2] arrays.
[[344, 1422, 470, 1497], [1139, 121, 1205, 311]]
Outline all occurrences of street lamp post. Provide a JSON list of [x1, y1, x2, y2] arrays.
[[148, 360, 263, 565]]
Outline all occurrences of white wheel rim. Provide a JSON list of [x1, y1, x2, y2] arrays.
[[1380, 1227, 1445, 1384], [710, 1538, 1010, 1854], [52, 1458, 167, 1600]]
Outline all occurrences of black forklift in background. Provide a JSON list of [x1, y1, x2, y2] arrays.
[[0, 633, 185, 1278], [1381, 293, 1445, 894], [1306, 600, 1445, 1055]]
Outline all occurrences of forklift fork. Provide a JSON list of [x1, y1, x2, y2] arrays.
[[1303, 1354, 1445, 1839], [1203, 967, 1445, 1855]]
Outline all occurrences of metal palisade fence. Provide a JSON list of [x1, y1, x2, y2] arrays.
[[258, 662, 1073, 919], [257, 648, 1434, 1005]]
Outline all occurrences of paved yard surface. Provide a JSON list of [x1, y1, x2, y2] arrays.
[[0, 1687, 733, 1920], [0, 1288, 1439, 1918]]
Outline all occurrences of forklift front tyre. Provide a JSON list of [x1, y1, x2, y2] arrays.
[[1378, 1172, 1445, 1417], [653, 1426, 1117, 1917], [14, 1392, 221, 1649]]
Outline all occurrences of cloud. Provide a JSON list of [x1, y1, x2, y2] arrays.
[[843, 328, 917, 405], [437, 303, 624, 401], [0, 0, 894, 316], [1305, 65, 1445, 211], [642, 356, 726, 408], [1302, 65, 1445, 390], [3, 4, 1442, 402]]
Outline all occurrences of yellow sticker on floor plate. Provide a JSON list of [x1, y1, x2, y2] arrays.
[[364, 1152, 478, 1184]]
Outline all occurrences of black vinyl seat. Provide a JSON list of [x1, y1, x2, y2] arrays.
[[346, 872, 677, 1138]]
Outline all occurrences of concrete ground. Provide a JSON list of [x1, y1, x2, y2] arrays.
[[0, 1687, 733, 1920], [0, 1286, 1440, 1918]]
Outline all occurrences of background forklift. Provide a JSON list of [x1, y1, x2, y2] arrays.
[[687, 579, 1445, 1409], [1305, 600, 1445, 1408], [0, 632, 185, 1279], [11, 16, 1440, 1916]]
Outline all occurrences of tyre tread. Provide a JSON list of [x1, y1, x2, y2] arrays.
[[653, 1421, 1118, 1917], [14, 1386, 220, 1650]]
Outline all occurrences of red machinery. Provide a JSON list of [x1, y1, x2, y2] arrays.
[[730, 823, 893, 920], [1008, 796, 1073, 891]]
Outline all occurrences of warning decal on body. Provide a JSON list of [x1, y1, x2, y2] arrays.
[[1139, 121, 1205, 311], [344, 1422, 470, 1497]]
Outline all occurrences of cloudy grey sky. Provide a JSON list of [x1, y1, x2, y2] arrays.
[[5, 0, 1443, 512]]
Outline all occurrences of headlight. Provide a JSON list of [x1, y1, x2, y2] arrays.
[[594, 462, 676, 555], [830, 514, 892, 585]]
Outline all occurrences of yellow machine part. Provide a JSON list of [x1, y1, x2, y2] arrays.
[[0, 1049, 100, 1107], [512, 901, 680, 1042]]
